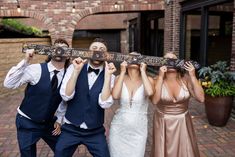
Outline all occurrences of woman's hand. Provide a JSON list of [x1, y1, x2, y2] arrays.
[[140, 62, 147, 73], [184, 61, 195, 77], [120, 61, 127, 74], [159, 66, 167, 78]]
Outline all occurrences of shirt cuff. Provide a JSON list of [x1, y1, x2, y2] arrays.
[[60, 89, 75, 101], [98, 94, 114, 109], [56, 116, 63, 124]]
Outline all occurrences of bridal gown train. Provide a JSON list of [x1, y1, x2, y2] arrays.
[[109, 83, 149, 157], [151, 82, 200, 157]]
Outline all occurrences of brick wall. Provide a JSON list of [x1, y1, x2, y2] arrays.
[[15, 18, 48, 31], [0, 0, 234, 69], [0, 0, 164, 97], [230, 0, 235, 120], [231, 4, 235, 71], [76, 13, 129, 30], [0, 0, 164, 45], [0, 38, 50, 98], [120, 30, 129, 54], [164, 0, 181, 56]]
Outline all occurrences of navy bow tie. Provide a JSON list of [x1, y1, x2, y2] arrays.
[[88, 66, 100, 75]]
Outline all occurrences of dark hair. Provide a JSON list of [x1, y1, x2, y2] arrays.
[[64, 58, 71, 69], [177, 67, 186, 77], [92, 38, 108, 48], [54, 38, 69, 47]]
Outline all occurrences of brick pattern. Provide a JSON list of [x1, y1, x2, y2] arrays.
[[163, 2, 172, 53], [76, 14, 129, 30], [191, 100, 235, 157], [230, 1, 235, 120], [0, 0, 164, 45], [231, 5, 235, 71], [163, 0, 181, 55], [1, 0, 234, 69], [120, 30, 129, 54], [1, 93, 235, 157]]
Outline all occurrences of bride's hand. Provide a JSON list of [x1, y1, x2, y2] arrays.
[[120, 61, 127, 74], [140, 62, 147, 73], [159, 66, 167, 78]]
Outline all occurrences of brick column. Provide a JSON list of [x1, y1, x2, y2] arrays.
[[164, 2, 173, 53], [120, 30, 129, 54], [230, 0, 235, 120], [164, 0, 181, 55], [230, 2, 235, 71]]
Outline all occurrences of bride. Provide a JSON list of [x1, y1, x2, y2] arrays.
[[109, 52, 154, 157]]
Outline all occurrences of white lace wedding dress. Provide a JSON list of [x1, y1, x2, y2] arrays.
[[109, 83, 149, 157]]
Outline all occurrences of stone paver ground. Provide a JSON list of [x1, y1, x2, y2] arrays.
[[1, 93, 235, 157]]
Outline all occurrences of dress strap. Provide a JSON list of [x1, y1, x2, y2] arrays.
[[179, 79, 189, 91]]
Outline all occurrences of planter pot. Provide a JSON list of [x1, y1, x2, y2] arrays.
[[205, 95, 234, 127]]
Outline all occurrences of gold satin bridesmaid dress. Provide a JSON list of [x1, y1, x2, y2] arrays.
[[151, 82, 200, 157]]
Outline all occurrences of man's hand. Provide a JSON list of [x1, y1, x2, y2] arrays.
[[25, 49, 34, 63], [52, 122, 61, 136], [105, 61, 116, 75], [72, 57, 87, 72]]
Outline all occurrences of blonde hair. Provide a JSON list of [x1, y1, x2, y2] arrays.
[[163, 51, 178, 59], [129, 51, 141, 56]]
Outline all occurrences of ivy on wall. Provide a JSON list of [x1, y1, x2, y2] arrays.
[[0, 19, 46, 37]]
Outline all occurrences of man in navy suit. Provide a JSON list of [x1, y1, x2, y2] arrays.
[[55, 38, 116, 157], [4, 39, 70, 157]]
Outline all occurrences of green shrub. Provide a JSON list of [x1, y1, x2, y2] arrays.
[[198, 61, 235, 97]]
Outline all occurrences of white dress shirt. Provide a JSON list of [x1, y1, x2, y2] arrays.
[[60, 62, 115, 128], [3, 59, 66, 124]]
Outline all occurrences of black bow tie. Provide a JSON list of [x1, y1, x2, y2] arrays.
[[88, 66, 100, 75]]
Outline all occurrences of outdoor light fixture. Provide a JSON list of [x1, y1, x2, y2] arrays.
[[16, 0, 21, 13], [72, 6, 75, 13], [114, 2, 118, 9], [17, 5, 21, 12], [72, 0, 75, 13]]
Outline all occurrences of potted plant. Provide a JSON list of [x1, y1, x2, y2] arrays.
[[198, 61, 235, 126]]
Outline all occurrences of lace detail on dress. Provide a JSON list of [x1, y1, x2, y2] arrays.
[[109, 82, 149, 157]]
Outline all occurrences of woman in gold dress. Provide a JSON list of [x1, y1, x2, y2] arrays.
[[151, 52, 205, 157]]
